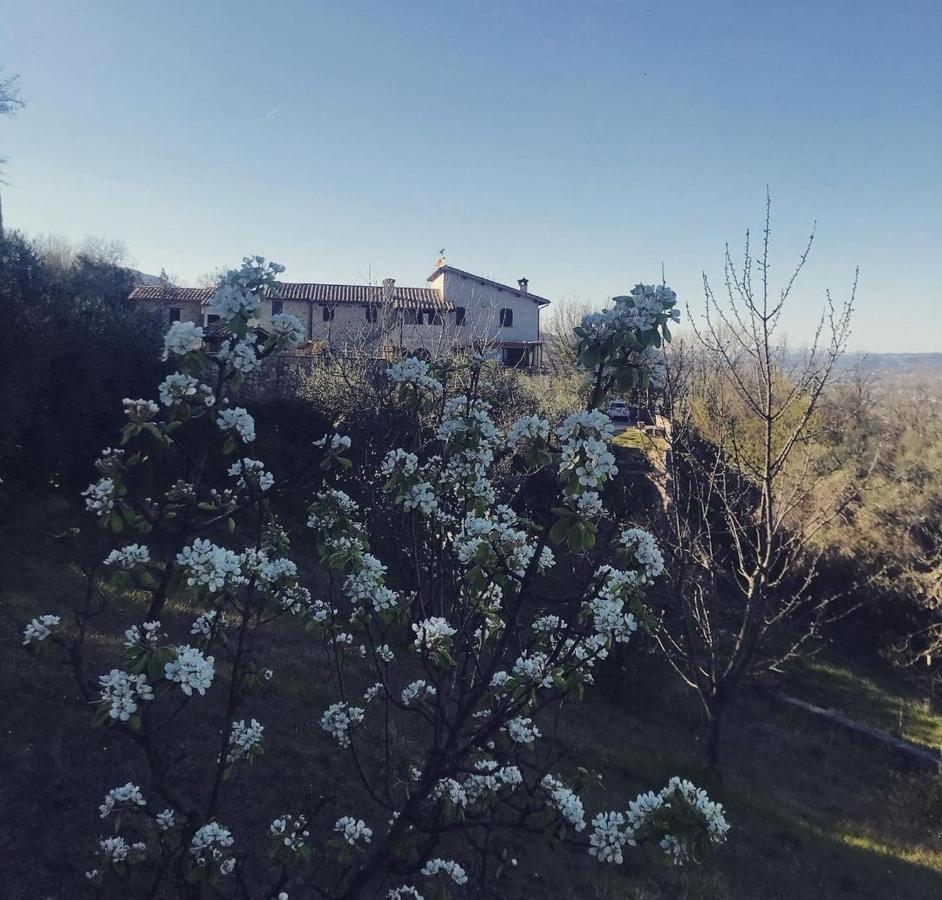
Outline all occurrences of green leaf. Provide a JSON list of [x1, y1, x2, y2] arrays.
[[549, 519, 570, 545]]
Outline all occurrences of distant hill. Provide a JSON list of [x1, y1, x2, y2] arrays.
[[126, 268, 164, 287], [839, 353, 942, 379]]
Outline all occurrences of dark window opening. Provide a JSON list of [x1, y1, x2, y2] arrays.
[[403, 309, 422, 325], [207, 314, 220, 324], [169, 307, 182, 322], [426, 309, 443, 326], [322, 305, 335, 322], [455, 306, 466, 326], [503, 346, 526, 367], [271, 299, 284, 316], [499, 308, 513, 328], [365, 306, 378, 323]]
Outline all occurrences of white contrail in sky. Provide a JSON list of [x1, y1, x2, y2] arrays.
[[264, 100, 288, 119]]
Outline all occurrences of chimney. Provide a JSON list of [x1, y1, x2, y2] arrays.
[[382, 278, 395, 304], [517, 277, 529, 294]]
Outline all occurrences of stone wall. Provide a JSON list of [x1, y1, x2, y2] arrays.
[[238, 351, 388, 401]]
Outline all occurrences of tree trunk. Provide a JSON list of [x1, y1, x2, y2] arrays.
[[704, 695, 727, 771]]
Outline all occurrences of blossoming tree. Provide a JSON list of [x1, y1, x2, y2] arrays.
[[23, 258, 728, 898]]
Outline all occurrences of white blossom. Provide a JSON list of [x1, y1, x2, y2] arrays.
[[122, 398, 159, 423], [158, 372, 215, 408], [313, 432, 352, 451], [585, 566, 640, 644], [22, 614, 60, 646], [271, 814, 309, 851], [591, 778, 729, 867], [287, 588, 322, 620], [401, 680, 437, 706], [334, 816, 372, 847], [589, 811, 630, 863], [458, 760, 523, 805], [123, 620, 162, 649], [387, 357, 443, 393], [82, 477, 116, 518], [620, 527, 664, 582], [227, 457, 274, 492], [559, 432, 618, 490], [176, 539, 242, 592], [218, 337, 260, 374], [269, 312, 304, 345], [190, 821, 234, 870], [579, 285, 678, 345], [455, 510, 553, 578], [216, 406, 256, 443], [98, 835, 146, 864], [209, 283, 260, 320], [190, 609, 218, 638], [512, 651, 554, 688], [98, 669, 154, 721], [344, 553, 399, 614], [412, 617, 456, 654], [402, 481, 438, 516], [507, 414, 550, 450], [381, 448, 419, 476], [575, 490, 604, 516], [227, 718, 264, 764], [420, 858, 468, 885], [541, 774, 586, 831], [99, 782, 146, 818], [320, 702, 365, 748], [388, 887, 424, 900], [504, 716, 541, 745], [164, 645, 215, 696], [363, 682, 385, 702], [104, 544, 150, 570], [161, 320, 204, 360]]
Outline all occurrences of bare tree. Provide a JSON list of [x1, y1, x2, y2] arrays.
[[0, 69, 24, 230], [0, 70, 22, 118], [31, 232, 132, 275], [653, 196, 859, 768], [542, 297, 598, 372]]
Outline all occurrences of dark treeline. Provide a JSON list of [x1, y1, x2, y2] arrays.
[[0, 230, 164, 489]]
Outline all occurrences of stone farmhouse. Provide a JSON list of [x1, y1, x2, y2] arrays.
[[128, 257, 550, 370]]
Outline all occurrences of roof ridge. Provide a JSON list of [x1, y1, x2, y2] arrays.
[[425, 265, 550, 306]]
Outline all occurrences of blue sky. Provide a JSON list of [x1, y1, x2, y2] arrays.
[[1, 0, 939, 351]]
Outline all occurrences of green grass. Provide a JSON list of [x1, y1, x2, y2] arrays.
[[784, 653, 942, 750], [3, 485, 942, 899], [611, 428, 668, 454]]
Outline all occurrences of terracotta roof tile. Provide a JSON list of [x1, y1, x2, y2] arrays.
[[272, 283, 449, 310], [129, 283, 450, 310], [128, 286, 213, 303]]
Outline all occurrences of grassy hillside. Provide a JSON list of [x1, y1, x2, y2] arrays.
[[2, 487, 941, 899]]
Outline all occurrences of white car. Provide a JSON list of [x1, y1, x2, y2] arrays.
[[607, 400, 631, 421]]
